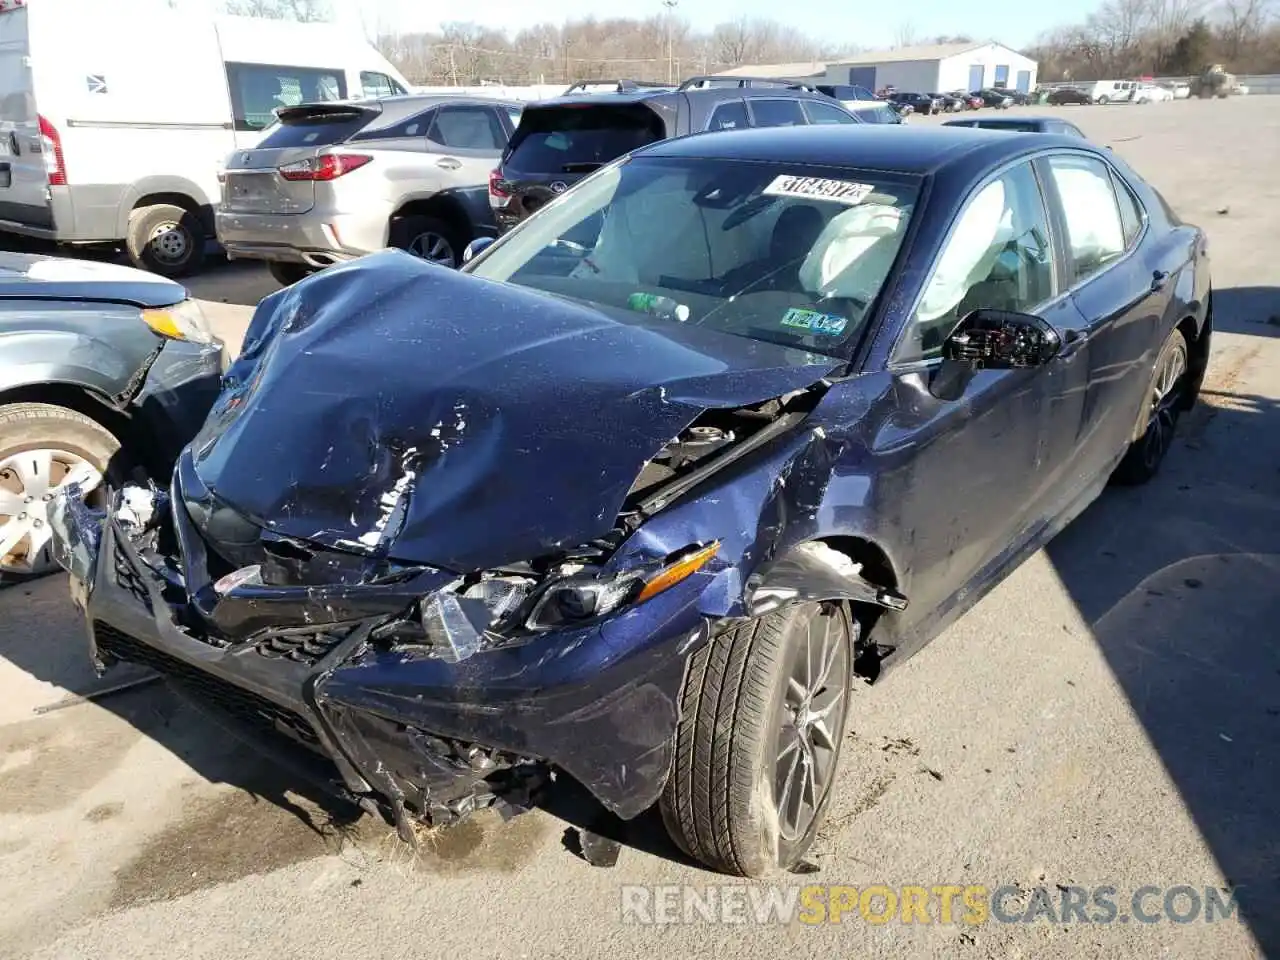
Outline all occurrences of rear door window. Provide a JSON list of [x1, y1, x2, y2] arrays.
[[747, 98, 806, 128], [504, 105, 664, 174], [428, 105, 508, 151], [707, 100, 749, 131], [225, 62, 347, 132], [803, 100, 857, 124]]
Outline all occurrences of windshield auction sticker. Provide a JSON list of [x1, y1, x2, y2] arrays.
[[763, 175, 874, 205], [781, 307, 848, 336]]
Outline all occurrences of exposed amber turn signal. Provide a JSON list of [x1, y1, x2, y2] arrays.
[[636, 541, 721, 603]]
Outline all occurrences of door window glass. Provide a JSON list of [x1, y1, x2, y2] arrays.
[[897, 161, 1056, 362], [1046, 154, 1126, 282], [360, 71, 397, 99], [748, 98, 806, 127], [707, 100, 749, 131], [803, 100, 857, 124], [428, 106, 508, 151]]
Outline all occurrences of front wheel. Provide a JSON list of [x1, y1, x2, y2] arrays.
[[660, 602, 856, 877], [1112, 327, 1189, 486], [0, 403, 118, 582]]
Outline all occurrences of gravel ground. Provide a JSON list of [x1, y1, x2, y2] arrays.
[[0, 96, 1276, 960]]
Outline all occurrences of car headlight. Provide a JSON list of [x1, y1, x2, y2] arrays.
[[525, 541, 720, 632], [141, 298, 216, 344]]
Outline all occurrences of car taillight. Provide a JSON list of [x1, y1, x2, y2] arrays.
[[277, 154, 371, 182], [37, 114, 66, 186], [489, 168, 511, 208]]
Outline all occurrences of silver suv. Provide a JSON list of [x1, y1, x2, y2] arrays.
[[215, 95, 522, 285]]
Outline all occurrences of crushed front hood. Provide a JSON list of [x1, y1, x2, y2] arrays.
[[189, 251, 840, 571]]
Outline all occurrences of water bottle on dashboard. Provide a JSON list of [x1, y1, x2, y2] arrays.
[[627, 292, 691, 323]]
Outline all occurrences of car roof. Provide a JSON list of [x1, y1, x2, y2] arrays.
[[640, 124, 1098, 175], [523, 86, 828, 110]]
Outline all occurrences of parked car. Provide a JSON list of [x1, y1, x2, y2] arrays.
[[52, 124, 1211, 879], [972, 88, 1013, 108], [888, 92, 939, 115], [949, 90, 985, 110], [929, 92, 966, 112], [1047, 86, 1094, 105], [490, 79, 860, 234], [943, 115, 1087, 137], [0, 1, 409, 279], [1163, 81, 1192, 99], [1000, 89, 1034, 106], [1, 253, 225, 581], [216, 94, 523, 284], [1130, 83, 1174, 103]]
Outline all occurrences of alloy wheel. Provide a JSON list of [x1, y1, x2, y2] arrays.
[[0, 448, 103, 576], [1140, 337, 1188, 470], [408, 231, 457, 267], [775, 607, 852, 841]]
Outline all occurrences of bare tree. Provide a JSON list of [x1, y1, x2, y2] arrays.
[[1218, 0, 1272, 56], [222, 0, 332, 21], [893, 20, 921, 47]]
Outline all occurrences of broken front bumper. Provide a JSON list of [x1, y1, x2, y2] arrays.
[[50, 483, 711, 829]]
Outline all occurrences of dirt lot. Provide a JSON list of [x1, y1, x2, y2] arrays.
[[1, 97, 1277, 960]]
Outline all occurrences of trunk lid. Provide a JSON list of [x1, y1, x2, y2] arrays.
[[220, 102, 380, 216]]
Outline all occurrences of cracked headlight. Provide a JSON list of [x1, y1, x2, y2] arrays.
[[141, 298, 216, 344], [525, 541, 720, 632]]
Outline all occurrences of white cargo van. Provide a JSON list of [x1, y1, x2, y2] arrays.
[[0, 0, 409, 276]]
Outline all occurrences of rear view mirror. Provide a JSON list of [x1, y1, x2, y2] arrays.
[[944, 308, 1062, 369], [463, 236, 495, 263]]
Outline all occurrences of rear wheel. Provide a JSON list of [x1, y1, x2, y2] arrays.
[[660, 602, 856, 877], [1112, 327, 1189, 486], [0, 403, 118, 582], [390, 215, 464, 268], [267, 261, 315, 287], [126, 202, 204, 278]]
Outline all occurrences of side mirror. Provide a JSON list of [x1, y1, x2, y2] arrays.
[[943, 308, 1062, 370], [462, 236, 495, 263], [929, 308, 1059, 401]]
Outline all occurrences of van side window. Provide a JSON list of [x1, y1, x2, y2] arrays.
[[225, 62, 347, 132], [360, 71, 397, 99]]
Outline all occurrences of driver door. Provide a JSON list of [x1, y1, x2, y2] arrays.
[[878, 158, 1089, 618]]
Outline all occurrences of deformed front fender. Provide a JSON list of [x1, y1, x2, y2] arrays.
[[745, 541, 908, 618]]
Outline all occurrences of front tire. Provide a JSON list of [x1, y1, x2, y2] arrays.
[[126, 203, 204, 278], [660, 602, 856, 877], [1112, 327, 1189, 486], [0, 403, 118, 582]]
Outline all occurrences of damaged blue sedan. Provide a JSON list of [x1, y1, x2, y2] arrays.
[[49, 125, 1212, 877]]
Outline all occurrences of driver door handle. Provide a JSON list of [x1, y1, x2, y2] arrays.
[[1151, 269, 1170, 292], [436, 157, 461, 170]]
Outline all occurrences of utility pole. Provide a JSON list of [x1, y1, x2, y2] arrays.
[[662, 0, 678, 85]]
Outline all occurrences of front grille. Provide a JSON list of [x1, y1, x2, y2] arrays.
[[93, 621, 321, 749], [112, 540, 153, 613], [254, 624, 356, 665]]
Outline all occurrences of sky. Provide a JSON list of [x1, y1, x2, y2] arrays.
[[356, 0, 1099, 51]]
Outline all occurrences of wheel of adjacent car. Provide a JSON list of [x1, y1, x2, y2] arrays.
[[1098, 95, 1111, 105], [1112, 327, 1190, 486], [390, 215, 464, 269], [660, 601, 856, 877], [0, 403, 118, 582], [126, 203, 204, 278], [267, 261, 315, 287]]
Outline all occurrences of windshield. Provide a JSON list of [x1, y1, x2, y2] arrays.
[[467, 156, 919, 356]]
